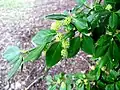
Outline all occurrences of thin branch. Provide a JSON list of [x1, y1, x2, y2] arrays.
[[83, 4, 91, 9], [25, 67, 50, 90]]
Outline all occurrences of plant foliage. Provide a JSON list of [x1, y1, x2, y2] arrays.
[[3, 0, 120, 89]]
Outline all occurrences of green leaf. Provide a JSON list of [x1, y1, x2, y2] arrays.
[[116, 33, 120, 41], [45, 14, 68, 20], [66, 77, 72, 90], [46, 42, 62, 67], [109, 12, 118, 31], [113, 41, 120, 61], [116, 10, 120, 17], [3, 46, 20, 62], [97, 80, 106, 89], [87, 13, 100, 29], [81, 35, 95, 54], [115, 81, 120, 90], [60, 82, 66, 90], [7, 56, 22, 80], [32, 30, 56, 45], [72, 18, 88, 32], [86, 82, 90, 90], [79, 84, 85, 90], [109, 70, 119, 80], [68, 36, 81, 58], [95, 44, 109, 58], [105, 84, 114, 90], [89, 66, 101, 80], [48, 84, 57, 90], [96, 35, 112, 46], [95, 4, 104, 12], [98, 53, 109, 68], [23, 43, 46, 63]]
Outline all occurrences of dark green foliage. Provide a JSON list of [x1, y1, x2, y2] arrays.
[[68, 36, 81, 57], [45, 14, 68, 20], [46, 42, 62, 67]]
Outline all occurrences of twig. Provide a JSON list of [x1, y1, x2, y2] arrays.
[[25, 67, 50, 90], [83, 4, 91, 9]]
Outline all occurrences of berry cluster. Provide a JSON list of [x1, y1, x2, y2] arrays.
[[51, 20, 62, 30], [61, 39, 70, 58], [63, 17, 72, 25]]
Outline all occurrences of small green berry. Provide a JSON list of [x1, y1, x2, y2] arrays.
[[63, 17, 72, 25], [62, 40, 70, 49], [51, 21, 61, 30], [61, 49, 68, 58], [55, 33, 63, 42]]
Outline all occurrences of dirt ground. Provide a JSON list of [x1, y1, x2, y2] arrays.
[[0, 0, 91, 90]]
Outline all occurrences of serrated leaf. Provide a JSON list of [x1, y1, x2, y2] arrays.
[[81, 35, 95, 54], [68, 36, 81, 58], [7, 56, 22, 80], [23, 43, 46, 63], [3, 46, 20, 62], [109, 12, 118, 30], [46, 42, 62, 67], [72, 18, 88, 32], [45, 14, 67, 20], [32, 30, 56, 46]]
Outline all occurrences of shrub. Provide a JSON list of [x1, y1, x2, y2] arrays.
[[3, 0, 120, 90]]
